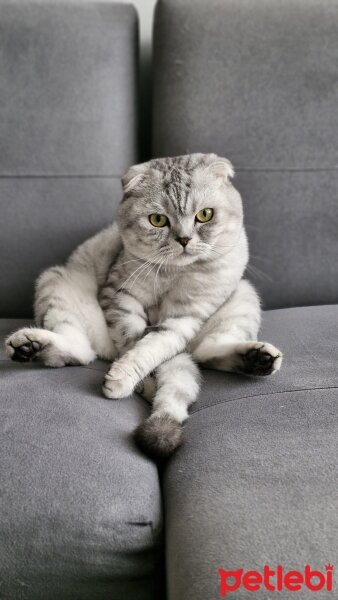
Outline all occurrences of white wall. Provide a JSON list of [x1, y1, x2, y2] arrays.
[[118, 0, 157, 55]]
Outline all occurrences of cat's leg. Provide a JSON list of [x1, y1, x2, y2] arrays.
[[191, 279, 283, 375], [102, 313, 202, 399], [5, 265, 115, 366], [5, 225, 121, 366], [134, 353, 200, 459]]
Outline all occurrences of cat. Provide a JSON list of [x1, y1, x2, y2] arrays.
[[5, 153, 282, 459]]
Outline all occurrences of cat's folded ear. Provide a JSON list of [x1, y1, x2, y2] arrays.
[[122, 162, 149, 194], [207, 155, 235, 183]]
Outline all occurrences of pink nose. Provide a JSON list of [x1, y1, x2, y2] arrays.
[[176, 236, 191, 247]]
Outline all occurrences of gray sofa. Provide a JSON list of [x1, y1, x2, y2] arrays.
[[0, 1, 337, 599]]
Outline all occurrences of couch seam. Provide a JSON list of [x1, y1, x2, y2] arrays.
[[2, 359, 338, 385], [235, 168, 338, 173], [0, 174, 122, 179], [2, 360, 337, 399], [191, 385, 338, 416]]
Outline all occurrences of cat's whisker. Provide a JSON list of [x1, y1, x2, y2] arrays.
[[126, 248, 173, 294], [118, 248, 170, 268], [212, 237, 243, 251], [210, 225, 245, 250], [125, 256, 163, 293], [127, 262, 157, 294], [212, 243, 238, 249], [118, 249, 168, 291], [118, 257, 147, 267], [209, 247, 224, 257], [116, 258, 159, 296], [197, 242, 226, 258], [246, 263, 274, 282], [156, 254, 170, 294], [163, 251, 173, 274], [150, 250, 172, 288], [119, 260, 155, 291], [120, 248, 173, 266], [153, 259, 164, 298]]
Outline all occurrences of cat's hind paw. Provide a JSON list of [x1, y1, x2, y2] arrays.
[[5, 329, 44, 362], [237, 341, 282, 376], [4, 327, 91, 367]]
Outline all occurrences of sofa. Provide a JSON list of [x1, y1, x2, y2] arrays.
[[0, 1, 337, 598]]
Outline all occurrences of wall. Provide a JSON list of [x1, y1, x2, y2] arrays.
[[119, 0, 156, 55]]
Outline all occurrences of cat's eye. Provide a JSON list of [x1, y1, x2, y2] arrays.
[[195, 208, 214, 223], [149, 213, 168, 227]]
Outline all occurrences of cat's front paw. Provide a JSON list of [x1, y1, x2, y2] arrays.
[[102, 362, 137, 399]]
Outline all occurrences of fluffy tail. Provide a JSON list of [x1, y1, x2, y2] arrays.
[[133, 353, 200, 460], [134, 414, 183, 460]]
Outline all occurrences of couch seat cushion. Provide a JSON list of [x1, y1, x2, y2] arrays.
[[163, 305, 338, 600], [0, 320, 162, 600]]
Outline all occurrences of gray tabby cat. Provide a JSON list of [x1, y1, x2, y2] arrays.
[[5, 154, 282, 459]]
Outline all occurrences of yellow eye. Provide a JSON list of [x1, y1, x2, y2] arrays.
[[195, 208, 214, 223], [149, 213, 168, 227]]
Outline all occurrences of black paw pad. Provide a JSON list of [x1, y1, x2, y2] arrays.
[[241, 346, 276, 376], [11, 340, 42, 362]]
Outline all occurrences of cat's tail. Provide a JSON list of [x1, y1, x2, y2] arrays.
[[134, 353, 200, 460], [134, 414, 183, 460]]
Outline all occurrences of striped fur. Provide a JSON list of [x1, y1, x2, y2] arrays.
[[5, 154, 282, 459]]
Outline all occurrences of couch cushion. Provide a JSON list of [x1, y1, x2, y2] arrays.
[[0, 320, 163, 600], [0, 2, 137, 176], [152, 0, 338, 309], [0, 178, 121, 318], [162, 305, 338, 599], [0, 1, 138, 318]]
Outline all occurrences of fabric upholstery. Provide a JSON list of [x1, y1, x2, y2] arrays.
[[152, 0, 338, 309], [162, 305, 338, 599], [239, 170, 338, 309], [0, 2, 138, 176], [0, 319, 163, 600], [0, 1, 138, 318], [0, 178, 121, 318]]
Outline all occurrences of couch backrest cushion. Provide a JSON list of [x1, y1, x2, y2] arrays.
[[152, 0, 338, 309], [0, 2, 138, 317]]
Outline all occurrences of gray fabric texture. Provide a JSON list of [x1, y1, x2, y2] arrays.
[[0, 1, 139, 318], [0, 178, 121, 318], [240, 171, 338, 309], [153, 0, 338, 169], [0, 1, 138, 176], [163, 305, 338, 599], [152, 0, 338, 309], [0, 319, 163, 600]]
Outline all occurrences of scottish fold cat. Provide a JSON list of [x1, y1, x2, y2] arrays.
[[5, 154, 282, 458]]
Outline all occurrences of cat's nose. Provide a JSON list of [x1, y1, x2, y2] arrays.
[[176, 236, 191, 247]]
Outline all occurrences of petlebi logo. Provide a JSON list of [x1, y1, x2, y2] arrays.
[[218, 564, 334, 596]]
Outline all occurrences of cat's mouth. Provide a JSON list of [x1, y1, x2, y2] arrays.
[[172, 248, 199, 265], [178, 247, 192, 257]]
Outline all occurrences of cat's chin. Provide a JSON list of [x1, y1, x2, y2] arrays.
[[170, 252, 200, 267]]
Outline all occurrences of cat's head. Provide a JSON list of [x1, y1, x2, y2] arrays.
[[118, 153, 243, 266]]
